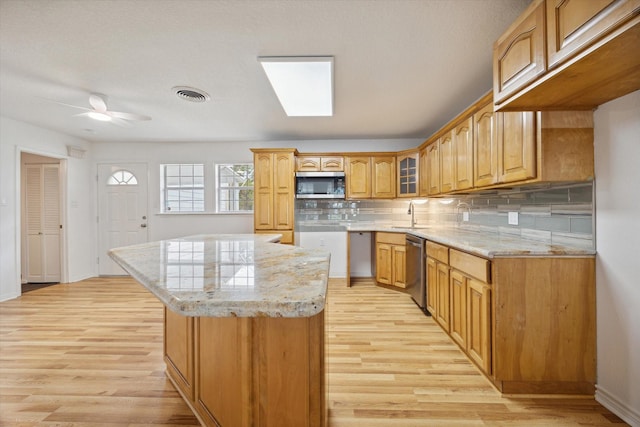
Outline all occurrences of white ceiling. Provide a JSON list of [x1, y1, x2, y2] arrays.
[[0, 0, 530, 143]]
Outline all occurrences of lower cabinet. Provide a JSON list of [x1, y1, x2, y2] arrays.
[[164, 308, 194, 400], [164, 309, 326, 427], [375, 232, 406, 288], [425, 241, 596, 395]]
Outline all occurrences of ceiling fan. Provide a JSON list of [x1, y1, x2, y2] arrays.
[[54, 93, 151, 126]]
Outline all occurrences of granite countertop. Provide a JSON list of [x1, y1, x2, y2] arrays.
[[341, 223, 596, 258], [108, 234, 330, 318]]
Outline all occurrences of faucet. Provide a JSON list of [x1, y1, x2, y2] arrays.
[[408, 200, 416, 228]]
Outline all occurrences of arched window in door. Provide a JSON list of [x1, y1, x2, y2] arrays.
[[107, 170, 138, 186]]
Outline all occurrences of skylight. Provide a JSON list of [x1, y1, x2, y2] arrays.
[[258, 56, 334, 117]]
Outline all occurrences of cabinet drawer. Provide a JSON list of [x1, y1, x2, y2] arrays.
[[376, 232, 405, 246], [450, 249, 490, 283], [426, 241, 449, 264]]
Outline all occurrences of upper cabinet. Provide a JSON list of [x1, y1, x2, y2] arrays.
[[493, 0, 546, 105], [494, 0, 640, 111], [372, 156, 396, 199], [397, 152, 419, 198], [473, 102, 499, 188], [453, 118, 474, 191], [296, 156, 344, 172], [345, 156, 371, 199], [345, 155, 396, 199], [419, 93, 594, 197]]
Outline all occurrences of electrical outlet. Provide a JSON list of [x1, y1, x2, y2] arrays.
[[462, 212, 469, 222], [508, 211, 519, 225]]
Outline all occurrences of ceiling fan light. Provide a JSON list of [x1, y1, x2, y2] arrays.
[[88, 111, 112, 122]]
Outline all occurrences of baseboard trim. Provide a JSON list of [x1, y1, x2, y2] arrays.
[[596, 385, 640, 427]]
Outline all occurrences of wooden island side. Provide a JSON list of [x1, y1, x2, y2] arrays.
[[109, 234, 329, 427]]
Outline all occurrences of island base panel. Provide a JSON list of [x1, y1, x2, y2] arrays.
[[165, 310, 326, 427]]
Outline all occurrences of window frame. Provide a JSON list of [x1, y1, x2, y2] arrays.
[[215, 162, 254, 214], [160, 163, 205, 213]]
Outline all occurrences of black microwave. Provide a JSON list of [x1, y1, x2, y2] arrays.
[[295, 171, 346, 199]]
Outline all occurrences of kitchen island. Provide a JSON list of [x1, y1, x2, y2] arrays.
[[109, 234, 330, 427]]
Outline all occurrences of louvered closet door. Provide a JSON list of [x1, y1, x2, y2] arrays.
[[25, 164, 61, 283]]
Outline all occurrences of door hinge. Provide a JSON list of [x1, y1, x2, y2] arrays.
[[59, 224, 62, 229]]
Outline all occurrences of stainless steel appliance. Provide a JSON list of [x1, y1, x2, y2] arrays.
[[295, 171, 345, 199], [406, 234, 429, 315]]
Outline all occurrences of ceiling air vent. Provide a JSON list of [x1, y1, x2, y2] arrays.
[[172, 86, 210, 103]]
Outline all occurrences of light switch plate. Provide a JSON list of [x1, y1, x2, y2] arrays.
[[508, 211, 519, 225]]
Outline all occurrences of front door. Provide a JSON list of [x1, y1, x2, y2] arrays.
[[97, 163, 148, 275]]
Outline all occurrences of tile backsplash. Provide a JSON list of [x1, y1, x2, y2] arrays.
[[295, 182, 594, 250]]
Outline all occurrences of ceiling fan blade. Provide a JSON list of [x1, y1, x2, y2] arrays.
[[109, 111, 152, 121], [89, 93, 107, 112], [46, 99, 92, 112]]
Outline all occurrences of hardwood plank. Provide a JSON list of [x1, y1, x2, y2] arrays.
[[0, 276, 625, 426]]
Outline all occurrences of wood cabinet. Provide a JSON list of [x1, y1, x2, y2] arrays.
[[494, 0, 640, 110], [425, 142, 440, 196], [419, 147, 429, 197], [165, 310, 326, 427], [497, 111, 536, 183], [164, 308, 194, 400], [375, 232, 406, 288], [449, 269, 467, 349], [346, 155, 396, 199], [453, 117, 474, 191], [425, 240, 595, 395], [296, 156, 344, 172], [372, 156, 396, 198], [397, 152, 419, 197], [252, 149, 297, 244], [467, 278, 491, 374], [439, 133, 455, 194], [473, 102, 499, 187], [345, 156, 371, 198], [426, 241, 450, 331], [493, 0, 546, 105]]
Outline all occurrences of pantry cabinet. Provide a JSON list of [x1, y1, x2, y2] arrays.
[[494, 0, 640, 110], [375, 232, 406, 288], [251, 149, 297, 244]]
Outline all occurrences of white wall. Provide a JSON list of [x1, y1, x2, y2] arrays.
[[594, 90, 640, 426], [0, 117, 94, 301], [91, 138, 419, 242]]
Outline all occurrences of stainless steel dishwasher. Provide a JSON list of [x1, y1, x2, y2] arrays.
[[405, 234, 429, 315]]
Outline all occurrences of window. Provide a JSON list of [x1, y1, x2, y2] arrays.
[[161, 164, 204, 212], [216, 163, 254, 213], [107, 170, 138, 185]]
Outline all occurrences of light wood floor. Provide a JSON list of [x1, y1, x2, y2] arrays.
[[0, 277, 625, 426]]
